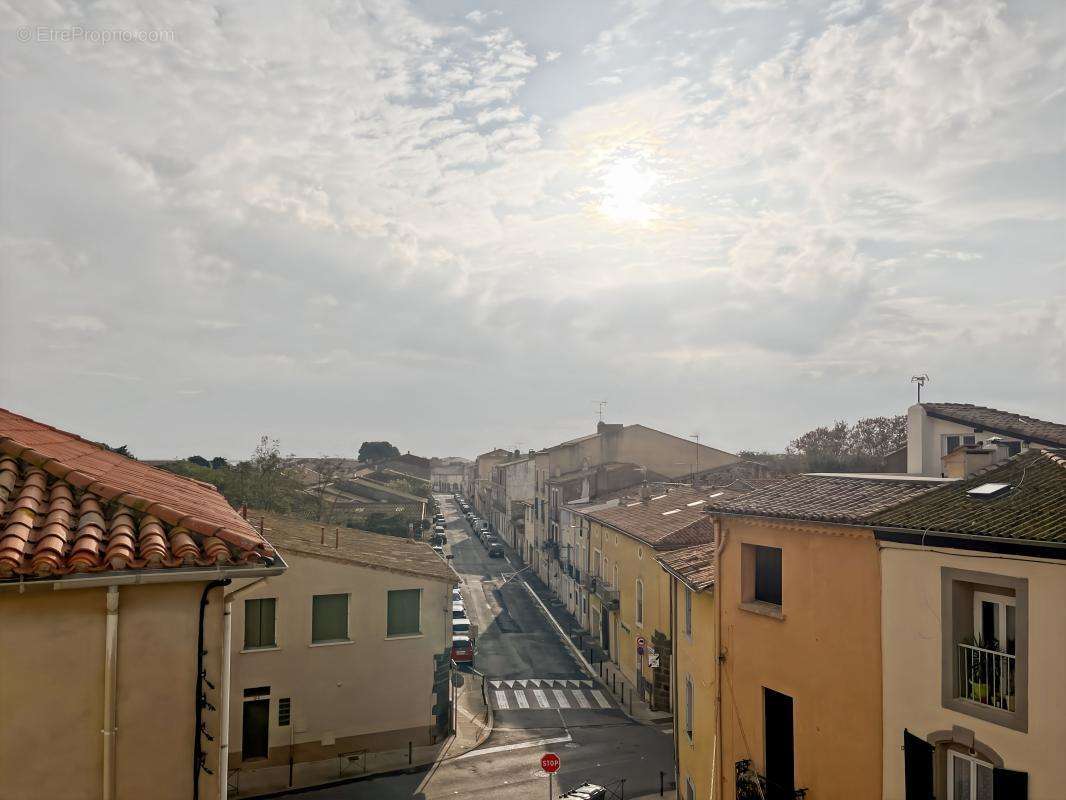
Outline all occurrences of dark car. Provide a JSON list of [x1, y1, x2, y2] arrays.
[[488, 542, 504, 558]]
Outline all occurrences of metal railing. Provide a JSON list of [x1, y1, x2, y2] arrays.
[[957, 642, 1016, 711]]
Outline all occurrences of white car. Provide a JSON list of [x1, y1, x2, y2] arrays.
[[451, 602, 466, 620], [452, 617, 472, 636], [452, 587, 463, 604]]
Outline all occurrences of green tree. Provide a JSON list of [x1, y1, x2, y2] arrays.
[[787, 415, 906, 472], [187, 455, 210, 468], [358, 441, 401, 463], [210, 456, 229, 469]]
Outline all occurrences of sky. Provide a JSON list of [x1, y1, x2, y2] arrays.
[[1, 0, 1063, 461]]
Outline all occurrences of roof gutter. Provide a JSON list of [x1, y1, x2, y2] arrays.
[[0, 555, 288, 593], [873, 525, 1066, 560]]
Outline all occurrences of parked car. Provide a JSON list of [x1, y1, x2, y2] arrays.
[[451, 635, 473, 665], [430, 532, 446, 547], [452, 617, 473, 636], [452, 602, 466, 620], [488, 542, 504, 558], [432, 544, 445, 558], [452, 587, 463, 604], [433, 524, 445, 534]]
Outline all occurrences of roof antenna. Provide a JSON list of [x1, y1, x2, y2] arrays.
[[594, 400, 608, 422], [910, 374, 930, 403]]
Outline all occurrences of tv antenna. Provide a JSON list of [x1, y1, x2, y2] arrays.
[[594, 400, 608, 422], [690, 432, 701, 476], [910, 374, 930, 403]]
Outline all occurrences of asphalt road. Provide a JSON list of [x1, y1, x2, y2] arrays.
[[288, 494, 675, 800]]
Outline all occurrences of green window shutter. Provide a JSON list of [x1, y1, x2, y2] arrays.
[[244, 598, 277, 648], [387, 589, 421, 636], [312, 594, 349, 642]]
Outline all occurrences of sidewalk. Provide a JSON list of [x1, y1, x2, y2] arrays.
[[235, 670, 492, 798], [519, 561, 673, 727]]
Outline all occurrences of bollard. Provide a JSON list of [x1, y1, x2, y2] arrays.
[[408, 741, 413, 765], [660, 771, 664, 796], [629, 692, 633, 716]]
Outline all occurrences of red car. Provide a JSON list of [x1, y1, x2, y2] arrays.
[[451, 635, 474, 665]]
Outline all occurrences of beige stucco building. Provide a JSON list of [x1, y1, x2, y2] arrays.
[[0, 409, 282, 800], [227, 512, 456, 794], [873, 448, 1064, 800]]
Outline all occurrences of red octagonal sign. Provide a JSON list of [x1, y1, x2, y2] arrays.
[[541, 753, 561, 773]]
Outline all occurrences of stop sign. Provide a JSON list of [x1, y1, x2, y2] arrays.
[[541, 752, 560, 773]]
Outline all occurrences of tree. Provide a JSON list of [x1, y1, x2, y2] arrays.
[[787, 415, 906, 472], [187, 455, 211, 468], [358, 441, 401, 463], [106, 444, 135, 459], [210, 456, 229, 469]]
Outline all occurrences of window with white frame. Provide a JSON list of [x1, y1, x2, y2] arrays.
[[947, 750, 993, 800], [311, 593, 349, 643], [635, 579, 644, 626]]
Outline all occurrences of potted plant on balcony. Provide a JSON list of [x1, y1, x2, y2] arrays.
[[966, 635, 999, 703]]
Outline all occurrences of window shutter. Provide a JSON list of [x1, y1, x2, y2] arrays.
[[903, 729, 934, 800], [993, 767, 1028, 799]]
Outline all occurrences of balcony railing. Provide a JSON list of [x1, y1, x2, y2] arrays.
[[594, 579, 620, 610], [957, 642, 1016, 711]]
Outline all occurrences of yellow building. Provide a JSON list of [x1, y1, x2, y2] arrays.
[[581, 488, 717, 712], [0, 409, 283, 800], [710, 474, 944, 800], [872, 449, 1065, 800], [658, 543, 718, 800]]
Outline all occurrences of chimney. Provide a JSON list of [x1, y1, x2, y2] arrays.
[[597, 421, 623, 435], [640, 482, 651, 505]]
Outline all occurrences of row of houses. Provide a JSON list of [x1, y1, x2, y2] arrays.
[[0, 408, 458, 800], [467, 403, 1066, 799]]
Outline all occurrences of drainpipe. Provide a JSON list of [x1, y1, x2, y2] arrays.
[[195, 579, 230, 800], [712, 516, 726, 800], [219, 577, 269, 800], [103, 585, 120, 800]]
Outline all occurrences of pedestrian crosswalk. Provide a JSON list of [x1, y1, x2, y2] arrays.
[[488, 678, 614, 711]]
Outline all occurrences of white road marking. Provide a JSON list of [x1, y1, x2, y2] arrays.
[[591, 690, 612, 708], [572, 690, 590, 709], [454, 734, 572, 761], [490, 681, 501, 689], [515, 689, 530, 709], [494, 691, 509, 710], [552, 689, 571, 708], [533, 689, 550, 708]]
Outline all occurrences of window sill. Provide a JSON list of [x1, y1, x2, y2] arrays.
[[241, 645, 281, 654], [385, 632, 424, 640], [309, 639, 354, 648], [739, 601, 785, 621]]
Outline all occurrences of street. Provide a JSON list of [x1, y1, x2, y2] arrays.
[[292, 494, 675, 799]]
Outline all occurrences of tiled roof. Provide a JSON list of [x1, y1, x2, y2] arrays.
[[254, 510, 457, 582], [579, 488, 719, 549], [657, 543, 716, 591], [870, 449, 1066, 542], [922, 403, 1066, 447], [710, 474, 945, 525], [0, 408, 276, 581]]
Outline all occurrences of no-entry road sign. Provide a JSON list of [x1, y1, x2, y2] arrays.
[[541, 753, 561, 773]]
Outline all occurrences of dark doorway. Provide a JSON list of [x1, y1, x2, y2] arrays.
[[764, 688, 794, 800], [242, 699, 270, 760]]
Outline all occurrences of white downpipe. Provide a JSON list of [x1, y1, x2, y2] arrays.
[[102, 585, 120, 800], [219, 577, 268, 800], [712, 518, 726, 800], [219, 598, 234, 800]]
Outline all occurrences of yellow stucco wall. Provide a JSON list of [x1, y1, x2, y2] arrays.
[[0, 581, 224, 800], [880, 545, 1066, 800], [673, 578, 717, 800], [588, 519, 673, 708], [718, 515, 883, 800]]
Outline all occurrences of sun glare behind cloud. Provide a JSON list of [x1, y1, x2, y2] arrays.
[[599, 159, 659, 223]]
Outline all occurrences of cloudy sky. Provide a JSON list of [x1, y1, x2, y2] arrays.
[[1, 0, 1063, 460]]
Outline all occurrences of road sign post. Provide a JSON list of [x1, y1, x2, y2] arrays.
[[541, 752, 560, 800]]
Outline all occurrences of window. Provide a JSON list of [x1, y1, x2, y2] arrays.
[[941, 568, 1028, 731], [387, 589, 422, 636], [684, 676, 694, 741], [244, 597, 277, 649], [743, 544, 783, 612], [311, 593, 349, 643], [635, 579, 644, 626], [947, 750, 993, 800], [593, 549, 601, 578], [942, 433, 977, 454], [684, 587, 692, 638], [278, 697, 291, 726]]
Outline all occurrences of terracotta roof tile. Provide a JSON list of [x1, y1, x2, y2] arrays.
[[710, 474, 945, 525], [579, 488, 720, 550], [922, 403, 1066, 447], [0, 409, 277, 582], [657, 543, 716, 591], [253, 510, 457, 583], [871, 449, 1066, 542]]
